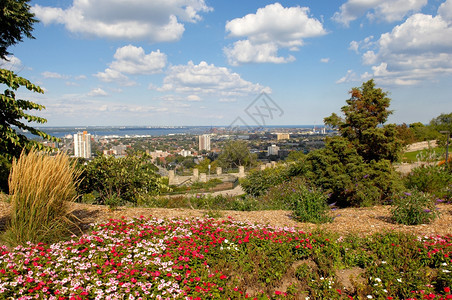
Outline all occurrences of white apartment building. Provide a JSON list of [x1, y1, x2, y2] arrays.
[[199, 134, 211, 151], [267, 144, 279, 156], [73, 131, 92, 159]]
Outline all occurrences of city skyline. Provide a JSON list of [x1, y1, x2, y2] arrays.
[[1, 0, 451, 127]]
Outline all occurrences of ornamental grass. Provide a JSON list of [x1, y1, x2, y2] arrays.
[[3, 149, 81, 246]]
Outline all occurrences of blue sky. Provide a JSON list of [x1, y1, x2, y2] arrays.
[[2, 0, 452, 127]]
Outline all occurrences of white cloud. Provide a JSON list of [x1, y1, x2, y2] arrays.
[[320, 58, 330, 63], [95, 68, 135, 86], [32, 0, 212, 43], [224, 3, 326, 65], [336, 70, 359, 84], [155, 61, 271, 98], [0, 56, 23, 72], [353, 8, 452, 85], [187, 95, 202, 101], [438, 0, 452, 22], [95, 45, 166, 85], [42, 71, 68, 79], [333, 0, 427, 26], [224, 40, 295, 65], [110, 45, 166, 75], [88, 88, 108, 97]]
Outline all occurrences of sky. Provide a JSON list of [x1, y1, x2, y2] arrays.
[[1, 0, 452, 127]]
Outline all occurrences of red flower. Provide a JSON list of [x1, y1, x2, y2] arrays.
[[445, 287, 451, 293]]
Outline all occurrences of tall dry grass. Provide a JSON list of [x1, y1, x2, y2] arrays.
[[3, 149, 81, 246]]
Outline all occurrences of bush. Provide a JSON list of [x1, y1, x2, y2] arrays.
[[306, 138, 404, 207], [78, 154, 168, 205], [240, 165, 291, 196], [390, 190, 440, 225], [3, 150, 80, 246], [404, 164, 451, 201]]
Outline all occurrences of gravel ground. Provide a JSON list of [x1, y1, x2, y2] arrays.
[[1, 198, 450, 238]]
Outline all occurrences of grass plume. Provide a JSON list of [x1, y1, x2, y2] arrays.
[[3, 150, 81, 246]]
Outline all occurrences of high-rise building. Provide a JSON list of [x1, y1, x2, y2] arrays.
[[198, 134, 211, 151], [74, 131, 92, 158], [267, 144, 279, 156]]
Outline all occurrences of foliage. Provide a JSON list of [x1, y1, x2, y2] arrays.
[[396, 123, 417, 146], [305, 136, 403, 207], [78, 154, 167, 205], [0, 0, 37, 59], [1, 217, 451, 299], [217, 140, 257, 169], [390, 190, 440, 225], [0, 69, 59, 192], [430, 112, 452, 134], [0, 155, 10, 192], [195, 157, 218, 174], [404, 164, 452, 201], [324, 79, 402, 163], [2, 150, 80, 246], [285, 150, 305, 162], [409, 122, 441, 142], [240, 165, 291, 196]]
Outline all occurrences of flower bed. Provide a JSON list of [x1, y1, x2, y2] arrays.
[[0, 216, 451, 299]]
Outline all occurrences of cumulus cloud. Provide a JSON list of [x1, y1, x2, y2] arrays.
[[109, 45, 166, 75], [438, 0, 452, 22], [95, 68, 135, 86], [88, 88, 108, 97], [0, 56, 23, 72], [333, 0, 427, 26], [351, 5, 452, 85], [32, 0, 212, 42], [155, 61, 270, 98], [95, 45, 166, 85], [224, 3, 326, 65]]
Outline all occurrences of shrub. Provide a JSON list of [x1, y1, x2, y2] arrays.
[[290, 183, 332, 224], [306, 138, 404, 207], [240, 165, 291, 196], [390, 190, 439, 225], [78, 154, 168, 205], [3, 150, 80, 246], [404, 164, 451, 201]]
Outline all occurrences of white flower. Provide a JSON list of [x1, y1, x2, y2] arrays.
[[367, 295, 373, 299], [397, 278, 402, 282]]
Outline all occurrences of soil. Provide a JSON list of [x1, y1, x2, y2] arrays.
[[1, 198, 450, 238]]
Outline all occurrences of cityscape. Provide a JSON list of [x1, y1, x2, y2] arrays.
[[51, 125, 332, 172]]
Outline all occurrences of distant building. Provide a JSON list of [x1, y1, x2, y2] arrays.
[[276, 133, 290, 140], [267, 144, 279, 156], [74, 131, 92, 158], [148, 150, 171, 162], [180, 149, 192, 157], [199, 134, 211, 151]]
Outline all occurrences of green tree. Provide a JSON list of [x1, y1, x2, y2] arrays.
[[196, 158, 218, 174], [429, 112, 452, 134], [1, 0, 57, 192], [409, 122, 440, 141], [324, 79, 402, 162], [217, 140, 257, 169], [308, 80, 404, 207], [0, 0, 37, 59]]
